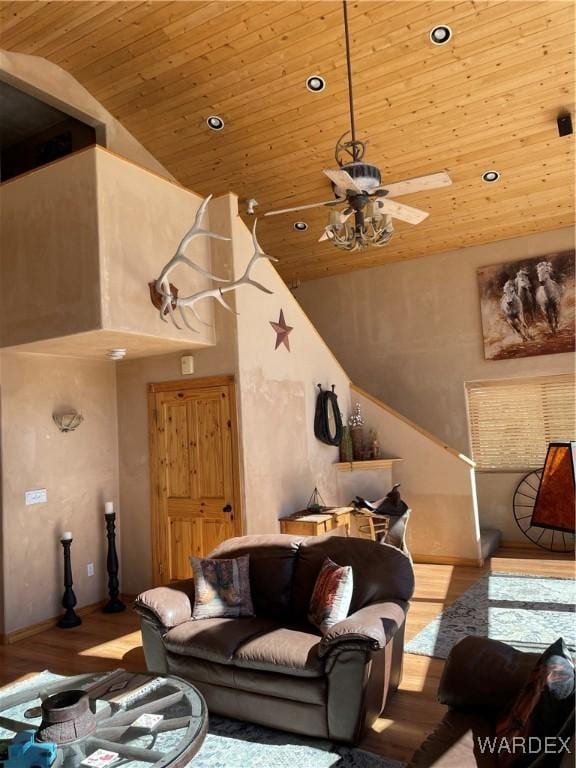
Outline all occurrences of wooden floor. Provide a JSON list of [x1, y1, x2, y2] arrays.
[[0, 548, 573, 763]]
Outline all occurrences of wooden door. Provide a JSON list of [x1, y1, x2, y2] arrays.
[[149, 376, 242, 585]]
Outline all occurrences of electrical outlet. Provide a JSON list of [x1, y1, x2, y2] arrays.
[[25, 489, 47, 505], [87, 563, 95, 577]]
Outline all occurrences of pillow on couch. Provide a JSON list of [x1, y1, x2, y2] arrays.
[[190, 554, 254, 619], [495, 637, 575, 767], [308, 557, 353, 634]]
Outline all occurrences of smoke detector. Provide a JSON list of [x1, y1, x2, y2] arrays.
[[108, 348, 127, 360]]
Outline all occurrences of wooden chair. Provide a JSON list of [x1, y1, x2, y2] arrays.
[[355, 508, 411, 554]]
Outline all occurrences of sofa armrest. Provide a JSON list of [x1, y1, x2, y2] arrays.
[[318, 601, 406, 658], [134, 583, 193, 628], [438, 636, 539, 714]]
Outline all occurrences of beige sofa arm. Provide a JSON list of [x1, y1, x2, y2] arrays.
[[318, 601, 406, 657], [134, 585, 193, 628]]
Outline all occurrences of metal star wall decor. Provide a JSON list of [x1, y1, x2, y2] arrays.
[[270, 309, 293, 351]]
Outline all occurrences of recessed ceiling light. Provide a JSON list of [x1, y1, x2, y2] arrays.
[[206, 115, 224, 131], [294, 221, 308, 231], [429, 25, 452, 45], [482, 170, 500, 183], [306, 75, 325, 93]]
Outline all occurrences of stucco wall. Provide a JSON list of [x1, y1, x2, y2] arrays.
[[296, 227, 575, 543], [353, 387, 481, 563], [95, 148, 215, 343], [1, 147, 216, 354], [0, 150, 101, 348], [115, 194, 354, 594], [0, 352, 118, 635], [230, 206, 353, 533], [115, 195, 239, 596], [0, 49, 174, 181]]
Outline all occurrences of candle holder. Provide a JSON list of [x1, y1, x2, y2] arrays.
[[103, 512, 125, 613], [58, 538, 81, 629]]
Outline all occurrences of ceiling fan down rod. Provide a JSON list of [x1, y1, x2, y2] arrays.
[[342, 0, 358, 160]]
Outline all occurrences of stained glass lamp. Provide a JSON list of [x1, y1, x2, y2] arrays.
[[531, 442, 575, 534]]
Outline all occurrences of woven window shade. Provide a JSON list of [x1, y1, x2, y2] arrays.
[[466, 374, 576, 471]]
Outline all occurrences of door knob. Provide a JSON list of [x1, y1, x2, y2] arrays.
[[223, 504, 232, 513]]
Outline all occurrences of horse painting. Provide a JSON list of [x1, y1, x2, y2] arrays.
[[515, 268, 537, 325], [535, 260, 562, 333], [501, 280, 530, 341], [478, 250, 574, 360]]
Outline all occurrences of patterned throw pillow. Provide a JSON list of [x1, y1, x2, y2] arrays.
[[308, 557, 354, 634], [190, 555, 254, 619], [495, 637, 575, 767]]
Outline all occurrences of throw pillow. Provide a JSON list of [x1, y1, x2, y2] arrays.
[[495, 637, 575, 768], [308, 557, 353, 634], [190, 554, 254, 619]]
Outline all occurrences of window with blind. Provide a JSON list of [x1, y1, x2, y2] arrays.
[[466, 374, 575, 471]]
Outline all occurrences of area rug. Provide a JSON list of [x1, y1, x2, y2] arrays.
[[405, 571, 575, 659], [0, 672, 403, 768]]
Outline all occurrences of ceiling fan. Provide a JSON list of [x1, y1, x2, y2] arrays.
[[264, 0, 453, 251]]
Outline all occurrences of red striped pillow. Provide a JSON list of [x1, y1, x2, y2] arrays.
[[308, 557, 354, 634]]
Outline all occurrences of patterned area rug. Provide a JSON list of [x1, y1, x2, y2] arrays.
[[197, 715, 403, 767], [0, 672, 403, 768], [406, 571, 576, 659]]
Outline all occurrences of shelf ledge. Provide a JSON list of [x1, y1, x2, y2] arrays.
[[334, 458, 404, 472]]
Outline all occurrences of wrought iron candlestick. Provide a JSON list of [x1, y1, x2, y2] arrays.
[[58, 536, 81, 628], [103, 510, 125, 613]]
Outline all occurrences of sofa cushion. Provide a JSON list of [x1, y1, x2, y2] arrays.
[[165, 655, 327, 705], [163, 616, 278, 664], [234, 625, 323, 677], [190, 555, 254, 619], [209, 535, 303, 620], [293, 534, 415, 618]]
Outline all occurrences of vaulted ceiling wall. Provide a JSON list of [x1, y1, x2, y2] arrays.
[[1, 0, 573, 281]]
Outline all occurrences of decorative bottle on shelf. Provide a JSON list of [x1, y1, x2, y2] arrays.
[[349, 403, 365, 461], [369, 429, 381, 459], [339, 425, 354, 463]]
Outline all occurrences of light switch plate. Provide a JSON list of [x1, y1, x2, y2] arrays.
[[181, 355, 194, 375], [87, 563, 95, 577], [25, 489, 47, 505]]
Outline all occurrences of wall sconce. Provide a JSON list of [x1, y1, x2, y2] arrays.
[[53, 411, 84, 433]]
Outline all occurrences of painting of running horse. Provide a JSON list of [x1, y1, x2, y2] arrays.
[[478, 250, 575, 360]]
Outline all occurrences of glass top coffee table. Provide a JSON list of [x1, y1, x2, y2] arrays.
[[0, 670, 207, 768]]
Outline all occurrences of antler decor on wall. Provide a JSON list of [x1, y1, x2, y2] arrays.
[[150, 195, 276, 332]]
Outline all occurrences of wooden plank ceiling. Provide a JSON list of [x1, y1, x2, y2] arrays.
[[1, 1, 574, 282]]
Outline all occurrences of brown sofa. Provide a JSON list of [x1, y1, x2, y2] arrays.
[[409, 636, 575, 768], [135, 533, 414, 743]]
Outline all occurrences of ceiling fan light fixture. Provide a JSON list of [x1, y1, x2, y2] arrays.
[[430, 25, 452, 45], [306, 75, 326, 93], [293, 221, 308, 231], [206, 115, 224, 131], [482, 170, 500, 183]]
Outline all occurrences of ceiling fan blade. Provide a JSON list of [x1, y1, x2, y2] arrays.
[[323, 168, 363, 193], [264, 199, 340, 217], [376, 198, 429, 225], [377, 171, 452, 198]]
